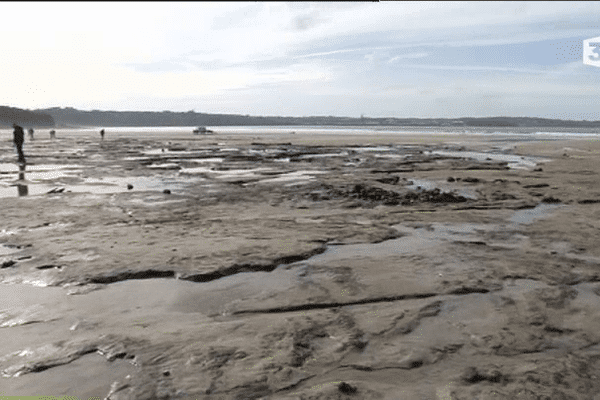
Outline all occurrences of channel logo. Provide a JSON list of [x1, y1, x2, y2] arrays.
[[583, 36, 600, 67]]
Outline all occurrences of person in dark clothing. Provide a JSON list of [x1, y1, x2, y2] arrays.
[[100, 129, 105, 140], [12, 123, 25, 164], [28, 128, 34, 141]]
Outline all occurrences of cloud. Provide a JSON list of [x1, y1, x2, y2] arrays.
[[388, 63, 568, 74], [388, 53, 429, 63], [290, 12, 323, 31]]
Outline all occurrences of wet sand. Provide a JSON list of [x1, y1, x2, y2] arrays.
[[1, 128, 600, 399]]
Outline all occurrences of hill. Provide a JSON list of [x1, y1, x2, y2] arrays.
[[0, 106, 54, 127], [35, 107, 600, 129]]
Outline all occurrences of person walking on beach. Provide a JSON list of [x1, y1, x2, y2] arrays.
[[100, 129, 105, 140], [13, 123, 25, 164], [28, 128, 34, 141]]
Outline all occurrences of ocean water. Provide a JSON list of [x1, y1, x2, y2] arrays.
[[2, 125, 600, 138]]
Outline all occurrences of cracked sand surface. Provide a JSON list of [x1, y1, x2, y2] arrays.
[[1, 129, 600, 399]]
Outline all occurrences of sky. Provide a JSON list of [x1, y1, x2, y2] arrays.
[[2, 1, 600, 119]]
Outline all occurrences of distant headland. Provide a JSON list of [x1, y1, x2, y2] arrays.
[[2, 106, 600, 129]]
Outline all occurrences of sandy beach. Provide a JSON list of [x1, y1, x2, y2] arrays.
[[1, 127, 600, 399]]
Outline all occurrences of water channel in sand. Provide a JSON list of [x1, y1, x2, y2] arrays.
[[423, 150, 551, 169]]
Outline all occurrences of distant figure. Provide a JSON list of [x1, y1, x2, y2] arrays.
[[12, 123, 25, 164], [28, 128, 34, 141], [100, 129, 105, 140], [49, 129, 56, 139]]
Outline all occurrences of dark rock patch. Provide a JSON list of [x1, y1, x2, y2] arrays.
[[36, 264, 62, 270], [181, 247, 327, 283], [462, 177, 481, 183], [461, 366, 509, 385], [88, 269, 175, 284], [233, 292, 438, 315], [225, 155, 263, 162], [542, 196, 561, 203], [376, 176, 400, 185], [338, 382, 358, 394], [491, 192, 517, 201], [578, 199, 600, 204], [543, 325, 575, 334], [448, 286, 490, 295], [346, 184, 467, 206], [462, 163, 509, 170], [1, 260, 16, 268]]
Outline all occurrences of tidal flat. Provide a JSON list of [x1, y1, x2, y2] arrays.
[[1, 127, 600, 399]]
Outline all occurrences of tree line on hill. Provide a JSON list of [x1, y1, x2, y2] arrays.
[[2, 106, 600, 129]]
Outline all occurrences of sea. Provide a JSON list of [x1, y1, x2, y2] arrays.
[[54, 125, 600, 138]]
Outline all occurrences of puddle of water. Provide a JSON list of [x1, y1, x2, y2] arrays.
[[0, 184, 64, 198], [299, 205, 561, 279], [0, 164, 82, 174], [0, 164, 19, 173], [248, 149, 285, 156], [508, 203, 563, 225], [374, 154, 407, 159], [256, 170, 327, 185], [187, 158, 224, 163], [307, 222, 494, 266], [147, 163, 180, 169], [353, 147, 392, 152], [0, 173, 196, 198], [570, 282, 600, 313], [425, 150, 549, 169], [143, 149, 196, 155], [179, 167, 272, 178], [25, 170, 80, 181], [171, 268, 298, 315], [123, 156, 151, 161], [1, 265, 298, 328], [0, 265, 298, 393], [78, 176, 188, 192], [0, 244, 22, 256], [0, 163, 83, 175], [1, 352, 136, 397], [0, 163, 86, 198], [299, 152, 349, 159], [26, 164, 82, 171]]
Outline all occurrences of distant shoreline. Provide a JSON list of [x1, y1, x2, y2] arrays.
[[3, 125, 599, 138]]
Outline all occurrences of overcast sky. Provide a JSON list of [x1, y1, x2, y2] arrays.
[[2, 1, 600, 119]]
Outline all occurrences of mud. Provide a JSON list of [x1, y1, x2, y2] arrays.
[[1, 128, 600, 399]]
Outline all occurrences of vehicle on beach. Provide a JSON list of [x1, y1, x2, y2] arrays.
[[193, 126, 213, 135]]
